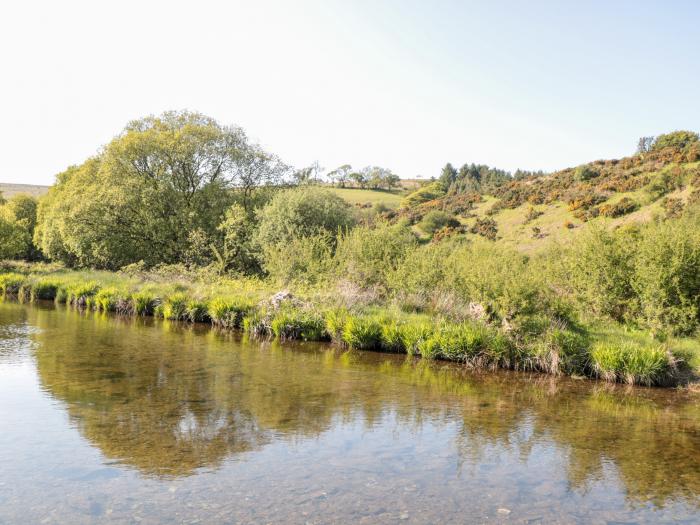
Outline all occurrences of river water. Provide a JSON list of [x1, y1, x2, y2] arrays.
[[0, 301, 698, 524]]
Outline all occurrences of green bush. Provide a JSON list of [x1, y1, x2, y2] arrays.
[[652, 130, 699, 151], [631, 214, 700, 336], [255, 186, 355, 250], [334, 222, 417, 287], [419, 211, 459, 235], [574, 165, 599, 181]]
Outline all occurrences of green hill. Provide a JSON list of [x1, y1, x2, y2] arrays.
[[0, 183, 50, 199], [401, 131, 700, 251]]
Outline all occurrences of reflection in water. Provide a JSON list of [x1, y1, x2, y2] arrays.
[[1, 301, 699, 523]]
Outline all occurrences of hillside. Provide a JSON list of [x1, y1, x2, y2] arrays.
[[401, 131, 700, 251], [0, 183, 50, 199]]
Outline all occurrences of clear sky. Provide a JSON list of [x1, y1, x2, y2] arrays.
[[1, 0, 699, 185]]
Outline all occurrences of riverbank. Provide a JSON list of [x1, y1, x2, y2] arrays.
[[1, 263, 698, 387]]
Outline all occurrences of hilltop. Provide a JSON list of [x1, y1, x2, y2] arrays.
[[399, 131, 700, 252], [0, 183, 50, 199]]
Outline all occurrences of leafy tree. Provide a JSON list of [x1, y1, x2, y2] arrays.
[[34, 111, 281, 269], [213, 204, 260, 275], [255, 186, 355, 252], [4, 195, 40, 259], [652, 130, 699, 151], [0, 206, 26, 259], [349, 170, 368, 189], [328, 164, 352, 187]]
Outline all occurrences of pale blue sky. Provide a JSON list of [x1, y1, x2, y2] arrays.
[[1, 0, 698, 185]]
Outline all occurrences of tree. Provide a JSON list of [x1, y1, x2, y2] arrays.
[[293, 161, 323, 185], [439, 163, 457, 190], [255, 186, 355, 252], [328, 164, 352, 187], [349, 171, 368, 189], [652, 130, 699, 151], [213, 204, 260, 274], [34, 111, 272, 269], [6, 195, 39, 259], [636, 136, 655, 154], [234, 144, 289, 212]]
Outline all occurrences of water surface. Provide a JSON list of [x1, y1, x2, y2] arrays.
[[0, 302, 698, 524]]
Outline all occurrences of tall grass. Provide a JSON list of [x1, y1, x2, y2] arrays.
[[0, 265, 692, 387]]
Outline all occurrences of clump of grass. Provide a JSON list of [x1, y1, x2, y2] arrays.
[[591, 340, 673, 386], [380, 321, 406, 352], [93, 288, 122, 312], [30, 279, 60, 301], [342, 316, 382, 350], [532, 326, 590, 375], [66, 281, 100, 307], [132, 291, 157, 316], [0, 273, 26, 295], [270, 307, 327, 341], [242, 310, 270, 337], [324, 308, 350, 343], [415, 322, 492, 362], [162, 293, 189, 321], [398, 322, 433, 356], [186, 300, 210, 323], [208, 297, 252, 329]]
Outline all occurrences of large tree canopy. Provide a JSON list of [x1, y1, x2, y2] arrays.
[[34, 111, 286, 269]]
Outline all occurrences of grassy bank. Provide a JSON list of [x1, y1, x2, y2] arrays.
[[1, 264, 697, 388]]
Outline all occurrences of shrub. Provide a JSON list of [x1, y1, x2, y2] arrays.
[[262, 233, 334, 286], [652, 130, 699, 151], [342, 316, 383, 350], [631, 214, 700, 336], [334, 222, 418, 287], [575, 165, 599, 181], [524, 206, 543, 223], [255, 186, 355, 250], [419, 211, 459, 235], [598, 197, 638, 218], [470, 217, 498, 240]]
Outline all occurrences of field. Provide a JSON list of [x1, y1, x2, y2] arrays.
[[0, 183, 50, 199], [327, 187, 405, 208]]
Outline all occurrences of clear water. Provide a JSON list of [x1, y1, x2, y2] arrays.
[[0, 301, 698, 524]]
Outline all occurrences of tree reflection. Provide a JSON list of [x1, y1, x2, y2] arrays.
[[29, 305, 700, 507]]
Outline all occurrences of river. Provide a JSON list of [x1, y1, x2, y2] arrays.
[[0, 301, 698, 524]]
